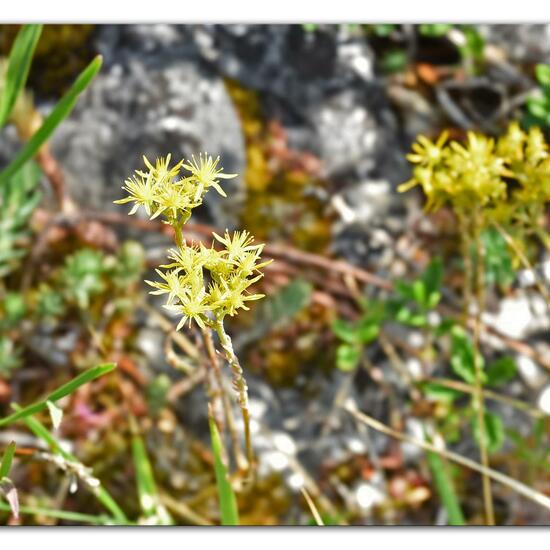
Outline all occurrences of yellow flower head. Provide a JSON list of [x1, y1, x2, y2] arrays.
[[116, 153, 270, 331], [114, 172, 157, 215], [398, 123, 550, 217], [182, 153, 238, 200], [150, 231, 270, 329], [114, 153, 237, 224]]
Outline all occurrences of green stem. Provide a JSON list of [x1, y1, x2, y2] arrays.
[[213, 318, 254, 470], [0, 501, 122, 525], [471, 208, 495, 526], [173, 219, 185, 249], [202, 327, 246, 471]]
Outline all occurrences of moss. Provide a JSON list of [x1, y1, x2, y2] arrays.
[[225, 79, 332, 253]]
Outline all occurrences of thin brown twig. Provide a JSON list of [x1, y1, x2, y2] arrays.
[[300, 487, 325, 526], [37, 208, 550, 372], [344, 403, 550, 512], [421, 377, 547, 420]]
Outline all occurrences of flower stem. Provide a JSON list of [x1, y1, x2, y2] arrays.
[[201, 327, 246, 470], [471, 208, 495, 526], [213, 318, 254, 470], [173, 219, 185, 249]]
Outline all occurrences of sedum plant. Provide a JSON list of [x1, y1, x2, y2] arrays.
[[399, 122, 550, 525], [115, 153, 271, 470]]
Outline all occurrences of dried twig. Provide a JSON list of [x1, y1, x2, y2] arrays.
[[344, 403, 550, 513]]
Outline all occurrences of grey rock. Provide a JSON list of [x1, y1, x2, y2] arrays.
[[480, 25, 550, 64], [192, 24, 408, 186], [50, 25, 246, 228]]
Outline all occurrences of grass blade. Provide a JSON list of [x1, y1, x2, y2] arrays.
[[0, 24, 42, 127], [209, 416, 239, 525], [0, 500, 120, 525], [0, 55, 102, 186], [131, 429, 173, 525], [0, 363, 116, 427], [19, 411, 128, 523], [426, 450, 466, 525], [0, 442, 16, 478]]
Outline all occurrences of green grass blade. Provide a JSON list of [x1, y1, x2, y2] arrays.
[[131, 431, 173, 525], [19, 411, 128, 524], [0, 24, 42, 127], [426, 451, 466, 525], [0, 500, 120, 525], [0, 442, 16, 478], [209, 417, 239, 526], [0, 55, 102, 186], [0, 363, 116, 427]]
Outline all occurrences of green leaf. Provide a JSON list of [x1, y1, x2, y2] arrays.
[[426, 451, 465, 525], [535, 64, 550, 87], [370, 24, 396, 37], [0, 160, 42, 277], [527, 95, 550, 120], [302, 24, 318, 33], [0, 501, 116, 525], [422, 257, 443, 308], [460, 26, 485, 65], [486, 357, 517, 387], [336, 344, 361, 372], [421, 382, 462, 403], [412, 279, 427, 308], [332, 319, 359, 344], [395, 306, 427, 327], [131, 431, 173, 525], [209, 417, 239, 525], [0, 363, 116, 427], [434, 317, 456, 337], [2, 292, 26, 329], [357, 319, 379, 343], [0, 55, 102, 186], [381, 49, 408, 74], [419, 24, 453, 37], [252, 278, 313, 340], [482, 227, 515, 288], [472, 411, 505, 454], [395, 280, 415, 302], [450, 327, 484, 385], [0, 24, 43, 127], [0, 442, 16, 478]]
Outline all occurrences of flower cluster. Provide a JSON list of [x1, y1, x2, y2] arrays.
[[398, 122, 550, 216], [146, 230, 272, 330], [114, 153, 237, 225]]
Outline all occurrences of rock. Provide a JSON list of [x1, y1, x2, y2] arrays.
[[50, 24, 246, 228], [192, 24, 408, 187], [480, 25, 550, 64]]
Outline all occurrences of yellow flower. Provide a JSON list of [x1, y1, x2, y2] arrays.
[[145, 269, 186, 304], [114, 172, 157, 215], [212, 230, 261, 262], [150, 179, 194, 220], [164, 287, 210, 330], [406, 132, 448, 167], [139, 154, 183, 185], [116, 153, 270, 331], [163, 243, 204, 273], [182, 153, 237, 200], [210, 274, 265, 317]]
